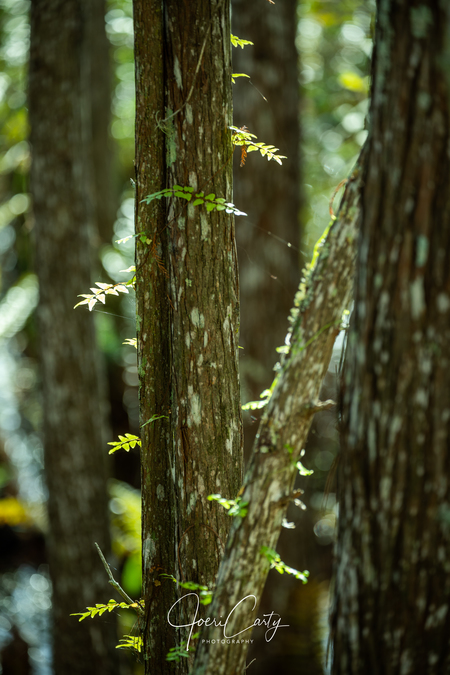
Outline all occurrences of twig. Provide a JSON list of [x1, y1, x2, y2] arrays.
[[94, 542, 144, 616]]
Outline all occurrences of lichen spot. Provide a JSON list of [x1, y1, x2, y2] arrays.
[[143, 536, 156, 566], [201, 213, 210, 241], [185, 333, 191, 348], [225, 436, 233, 456], [157, 484, 165, 500], [415, 235, 429, 267], [410, 278, 425, 319], [437, 293, 450, 313], [174, 56, 183, 90], [189, 392, 202, 426], [198, 475, 205, 495], [185, 104, 193, 125], [191, 308, 205, 329], [204, 331, 209, 348]]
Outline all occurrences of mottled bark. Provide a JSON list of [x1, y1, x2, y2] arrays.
[[29, 1, 118, 674], [134, 1, 243, 673], [331, 2, 450, 673], [192, 147, 366, 675], [232, 0, 301, 453]]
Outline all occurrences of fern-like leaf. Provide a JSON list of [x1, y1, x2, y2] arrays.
[[74, 281, 132, 311], [230, 125, 286, 165], [141, 186, 246, 216], [230, 34, 254, 49], [107, 433, 141, 455], [116, 635, 143, 653]]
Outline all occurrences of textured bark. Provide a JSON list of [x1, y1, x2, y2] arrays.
[[134, 2, 243, 673], [29, 1, 119, 674], [192, 146, 366, 675], [231, 0, 301, 452], [331, 2, 450, 673]]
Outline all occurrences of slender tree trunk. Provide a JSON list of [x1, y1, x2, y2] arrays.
[[192, 146, 367, 675], [231, 0, 301, 452], [134, 1, 243, 672], [29, 1, 119, 674], [331, 2, 450, 672], [85, 0, 116, 244]]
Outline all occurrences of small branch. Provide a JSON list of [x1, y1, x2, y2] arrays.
[[302, 399, 336, 416], [94, 542, 144, 616], [275, 489, 304, 508]]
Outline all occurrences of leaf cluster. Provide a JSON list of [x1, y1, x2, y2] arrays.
[[207, 493, 249, 518], [141, 185, 246, 216], [285, 445, 314, 477], [107, 433, 141, 455], [161, 574, 213, 606], [231, 73, 250, 84], [229, 126, 287, 165], [116, 635, 143, 653], [166, 634, 200, 662], [70, 598, 141, 622], [242, 388, 272, 411], [74, 281, 132, 311], [230, 34, 254, 49], [260, 547, 309, 583]]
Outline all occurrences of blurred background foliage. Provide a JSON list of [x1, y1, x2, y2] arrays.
[[0, 0, 374, 672]]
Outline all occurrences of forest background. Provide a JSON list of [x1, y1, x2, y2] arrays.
[[0, 0, 372, 673]]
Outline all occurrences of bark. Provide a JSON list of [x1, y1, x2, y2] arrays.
[[29, 1, 119, 674], [231, 0, 301, 453], [85, 0, 116, 243], [192, 145, 367, 675], [331, 2, 450, 673], [134, 1, 243, 673]]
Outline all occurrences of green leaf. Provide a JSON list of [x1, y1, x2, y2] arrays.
[[117, 635, 143, 653], [260, 547, 309, 584], [230, 34, 254, 49], [241, 399, 268, 411], [193, 198, 204, 206], [141, 414, 169, 428], [175, 191, 192, 201], [208, 493, 248, 518], [205, 193, 215, 200], [107, 433, 141, 455], [205, 202, 216, 212], [296, 461, 314, 477]]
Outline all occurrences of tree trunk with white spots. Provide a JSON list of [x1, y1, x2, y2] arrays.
[[134, 1, 243, 672], [331, 1, 450, 672], [191, 146, 366, 675], [29, 1, 119, 673]]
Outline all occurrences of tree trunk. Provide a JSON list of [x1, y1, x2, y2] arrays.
[[192, 146, 367, 675], [230, 5, 321, 673], [331, 2, 450, 673], [133, 1, 243, 672], [231, 0, 301, 453], [29, 1, 119, 673]]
